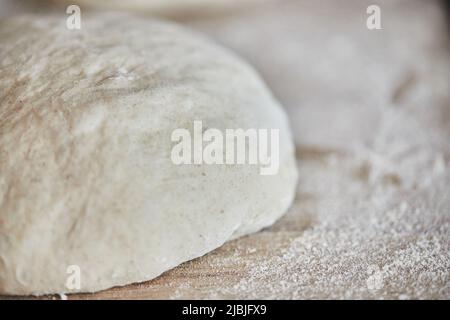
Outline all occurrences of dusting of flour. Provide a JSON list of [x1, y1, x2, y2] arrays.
[[163, 144, 449, 299]]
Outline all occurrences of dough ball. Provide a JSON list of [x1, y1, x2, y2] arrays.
[[0, 14, 297, 295]]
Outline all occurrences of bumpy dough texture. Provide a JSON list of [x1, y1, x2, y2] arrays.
[[0, 14, 297, 295]]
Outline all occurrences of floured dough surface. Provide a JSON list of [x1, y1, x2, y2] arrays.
[[0, 14, 297, 295]]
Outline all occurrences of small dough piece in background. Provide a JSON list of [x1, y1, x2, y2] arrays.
[[0, 0, 448, 300]]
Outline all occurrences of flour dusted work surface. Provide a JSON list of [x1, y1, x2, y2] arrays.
[[0, 14, 298, 295]]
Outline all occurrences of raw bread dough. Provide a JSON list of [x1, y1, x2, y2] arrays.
[[0, 14, 297, 295]]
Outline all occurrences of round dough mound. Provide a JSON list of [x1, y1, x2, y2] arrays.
[[0, 14, 297, 295]]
